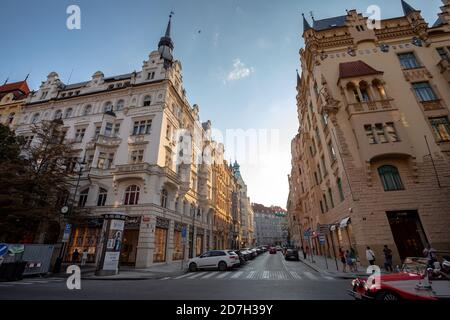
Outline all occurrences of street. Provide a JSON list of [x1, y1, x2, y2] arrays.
[[0, 252, 352, 300]]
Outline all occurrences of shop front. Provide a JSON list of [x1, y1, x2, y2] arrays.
[[153, 217, 169, 263], [173, 222, 186, 261], [120, 217, 141, 266], [196, 228, 204, 256], [65, 218, 103, 263]]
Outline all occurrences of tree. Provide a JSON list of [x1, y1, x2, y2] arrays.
[[0, 120, 87, 243]]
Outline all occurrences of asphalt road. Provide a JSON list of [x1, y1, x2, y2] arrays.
[[0, 252, 352, 300]]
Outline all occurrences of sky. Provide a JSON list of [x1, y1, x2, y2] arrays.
[[0, 0, 443, 208]]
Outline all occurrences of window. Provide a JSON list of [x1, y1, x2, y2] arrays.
[[23, 135, 34, 147], [143, 96, 151, 106], [429, 117, 450, 142], [321, 156, 327, 177], [97, 153, 107, 169], [41, 91, 48, 100], [64, 108, 73, 119], [328, 141, 337, 162], [104, 102, 113, 113], [83, 105, 92, 116], [30, 113, 39, 124], [124, 185, 140, 205], [378, 165, 405, 191], [365, 124, 376, 144], [133, 120, 152, 135], [166, 125, 171, 140], [75, 128, 86, 142], [54, 110, 62, 120], [398, 52, 420, 69], [359, 82, 371, 102], [323, 194, 329, 212], [104, 122, 113, 136], [97, 188, 107, 207], [113, 123, 120, 137], [317, 164, 323, 182], [386, 122, 400, 142], [337, 178, 345, 202], [94, 125, 101, 139], [319, 200, 325, 214], [322, 113, 329, 126], [161, 189, 168, 208], [131, 150, 144, 163], [352, 87, 361, 103], [375, 123, 388, 143], [413, 82, 438, 102], [436, 47, 449, 60], [328, 188, 334, 208], [78, 189, 89, 207], [147, 72, 155, 80], [116, 100, 124, 111]]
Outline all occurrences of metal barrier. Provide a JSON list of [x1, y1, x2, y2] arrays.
[[1, 244, 55, 276]]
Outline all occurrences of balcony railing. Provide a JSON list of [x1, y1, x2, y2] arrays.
[[86, 135, 122, 149], [346, 98, 395, 116], [115, 162, 151, 173], [421, 99, 444, 111]]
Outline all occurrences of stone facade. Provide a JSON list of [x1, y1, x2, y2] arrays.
[[253, 204, 288, 246], [287, 1, 450, 268]]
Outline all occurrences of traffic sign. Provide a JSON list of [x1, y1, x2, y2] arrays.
[[62, 224, 72, 243], [0, 244, 8, 257], [318, 234, 326, 245]]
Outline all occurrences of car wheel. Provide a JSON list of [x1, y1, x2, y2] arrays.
[[218, 261, 227, 271], [375, 290, 400, 301], [189, 263, 197, 272]]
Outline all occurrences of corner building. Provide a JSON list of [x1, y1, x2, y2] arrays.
[[288, 1, 450, 267], [15, 18, 237, 267]]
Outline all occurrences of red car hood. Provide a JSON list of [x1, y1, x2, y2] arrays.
[[379, 272, 423, 282]]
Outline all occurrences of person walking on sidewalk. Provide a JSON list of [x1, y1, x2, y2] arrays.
[[350, 247, 358, 271], [339, 248, 347, 272], [81, 249, 88, 266], [345, 250, 354, 272], [366, 246, 376, 266], [301, 246, 307, 260], [72, 249, 80, 264], [383, 245, 393, 272]]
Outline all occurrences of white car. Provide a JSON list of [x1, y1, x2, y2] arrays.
[[188, 250, 240, 272]]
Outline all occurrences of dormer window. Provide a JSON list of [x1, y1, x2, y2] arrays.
[[104, 101, 113, 113], [116, 99, 125, 111], [41, 91, 48, 100], [54, 110, 62, 120], [147, 72, 155, 80], [64, 108, 73, 119], [143, 96, 152, 107]]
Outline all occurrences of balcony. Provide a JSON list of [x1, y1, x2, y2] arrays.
[[86, 135, 122, 149], [402, 66, 433, 83], [128, 135, 149, 146], [346, 99, 395, 117], [437, 58, 450, 83], [89, 167, 113, 176], [115, 162, 151, 173], [420, 99, 445, 112]]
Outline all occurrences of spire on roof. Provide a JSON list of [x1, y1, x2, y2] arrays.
[[158, 12, 175, 70], [401, 0, 417, 15], [296, 69, 301, 87], [302, 13, 312, 32]]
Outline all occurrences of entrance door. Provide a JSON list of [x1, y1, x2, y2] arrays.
[[120, 229, 139, 265], [154, 227, 168, 263], [387, 211, 428, 261], [196, 235, 204, 256]]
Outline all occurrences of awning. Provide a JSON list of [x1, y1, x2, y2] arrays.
[[339, 217, 351, 228]]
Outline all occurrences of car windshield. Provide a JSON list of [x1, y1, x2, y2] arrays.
[[401, 257, 428, 273]]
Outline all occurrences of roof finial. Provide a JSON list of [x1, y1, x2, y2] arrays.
[[309, 11, 315, 22], [24, 73, 30, 81], [3, 77, 9, 85]]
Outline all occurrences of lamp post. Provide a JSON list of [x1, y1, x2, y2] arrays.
[[190, 205, 201, 258], [54, 155, 87, 273]]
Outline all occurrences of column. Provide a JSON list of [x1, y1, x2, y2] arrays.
[[135, 215, 154, 268]]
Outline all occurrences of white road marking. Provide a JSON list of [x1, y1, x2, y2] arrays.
[[323, 276, 335, 281], [187, 272, 207, 279], [262, 271, 270, 279], [216, 272, 230, 279], [290, 271, 302, 280], [230, 271, 244, 279], [160, 277, 171, 280], [304, 272, 318, 280], [201, 272, 218, 279], [246, 271, 256, 279], [173, 273, 192, 280]]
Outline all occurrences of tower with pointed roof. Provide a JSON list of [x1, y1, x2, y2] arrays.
[[158, 13, 175, 70]]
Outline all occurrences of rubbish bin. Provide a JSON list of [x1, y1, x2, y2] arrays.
[[0, 261, 27, 281]]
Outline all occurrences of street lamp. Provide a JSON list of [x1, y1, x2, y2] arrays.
[[191, 205, 201, 257], [53, 154, 87, 273]]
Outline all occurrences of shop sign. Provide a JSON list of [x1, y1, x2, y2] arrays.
[[156, 217, 170, 229]]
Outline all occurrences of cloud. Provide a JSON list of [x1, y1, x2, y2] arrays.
[[226, 59, 254, 82]]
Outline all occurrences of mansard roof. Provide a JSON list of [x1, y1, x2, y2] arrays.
[[339, 60, 383, 79]]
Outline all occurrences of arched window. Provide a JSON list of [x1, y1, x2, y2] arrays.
[[372, 79, 387, 100], [54, 110, 62, 120], [31, 113, 40, 124], [116, 100, 125, 111], [378, 165, 405, 191], [143, 95, 151, 107], [347, 83, 360, 103], [359, 81, 371, 102], [64, 108, 73, 119], [104, 101, 113, 113], [97, 188, 107, 207], [7, 112, 15, 124], [161, 189, 168, 208], [83, 105, 92, 116], [124, 185, 140, 205], [78, 188, 89, 207]]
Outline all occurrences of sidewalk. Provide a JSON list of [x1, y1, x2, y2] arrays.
[[54, 261, 188, 281], [299, 254, 383, 279]]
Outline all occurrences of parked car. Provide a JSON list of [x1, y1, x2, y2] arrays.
[[349, 256, 450, 301], [269, 247, 277, 254], [241, 248, 254, 260], [248, 248, 258, 258], [188, 250, 240, 272], [232, 250, 247, 266], [256, 247, 263, 255], [240, 249, 252, 261], [276, 246, 282, 251], [284, 249, 300, 261]]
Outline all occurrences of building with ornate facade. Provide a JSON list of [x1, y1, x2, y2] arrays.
[[287, 1, 450, 267], [253, 204, 288, 246], [14, 17, 246, 267], [0, 80, 30, 129]]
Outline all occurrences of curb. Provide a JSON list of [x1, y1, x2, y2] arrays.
[[81, 271, 187, 281], [299, 259, 322, 273]]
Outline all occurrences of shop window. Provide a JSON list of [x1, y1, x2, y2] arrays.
[[124, 185, 140, 205], [173, 230, 184, 260], [154, 228, 167, 262], [378, 165, 405, 192]]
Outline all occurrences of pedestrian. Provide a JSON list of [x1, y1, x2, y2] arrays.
[[383, 245, 393, 272], [339, 248, 347, 272], [306, 246, 310, 258], [350, 247, 358, 271], [366, 246, 376, 266], [423, 244, 438, 268], [301, 246, 307, 260], [81, 249, 88, 266], [345, 250, 354, 272], [72, 249, 80, 263]]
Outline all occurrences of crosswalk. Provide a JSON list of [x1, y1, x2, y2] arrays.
[[0, 277, 66, 287], [162, 270, 337, 282]]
